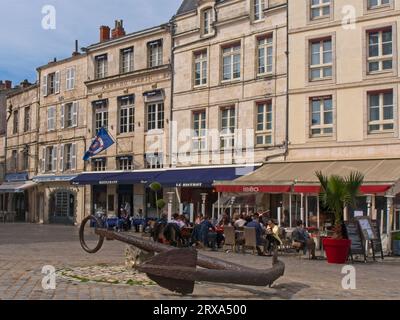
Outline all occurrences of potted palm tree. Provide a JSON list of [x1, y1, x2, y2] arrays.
[[316, 171, 364, 264]]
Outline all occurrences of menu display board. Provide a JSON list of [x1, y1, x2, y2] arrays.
[[357, 217, 377, 241], [345, 221, 366, 262]]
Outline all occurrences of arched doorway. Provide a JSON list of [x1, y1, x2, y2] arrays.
[[49, 190, 75, 225]]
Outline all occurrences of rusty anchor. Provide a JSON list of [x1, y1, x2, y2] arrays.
[[79, 215, 285, 295]]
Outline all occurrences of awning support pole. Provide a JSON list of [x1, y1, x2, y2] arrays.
[[317, 194, 320, 230], [386, 196, 394, 254], [277, 207, 282, 227], [289, 193, 292, 228], [300, 193, 304, 223], [306, 195, 309, 228], [217, 192, 221, 221]]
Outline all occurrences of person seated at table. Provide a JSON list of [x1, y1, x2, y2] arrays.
[[292, 220, 316, 259], [170, 213, 186, 229], [116, 206, 130, 232], [199, 216, 218, 251], [234, 214, 247, 229], [246, 215, 268, 256], [178, 214, 189, 228], [265, 219, 282, 254]]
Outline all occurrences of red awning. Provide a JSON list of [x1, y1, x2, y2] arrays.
[[360, 185, 391, 194], [215, 185, 291, 193], [294, 185, 391, 194], [293, 186, 320, 193]]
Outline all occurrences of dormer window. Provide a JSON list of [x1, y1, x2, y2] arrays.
[[202, 8, 213, 35]]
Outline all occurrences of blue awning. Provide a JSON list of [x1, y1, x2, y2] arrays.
[[33, 175, 78, 183], [71, 172, 125, 185], [70, 171, 162, 186], [70, 166, 259, 187], [5, 172, 29, 182], [155, 166, 258, 188]]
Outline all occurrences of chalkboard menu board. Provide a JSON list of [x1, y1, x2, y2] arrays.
[[357, 217, 377, 241], [370, 220, 384, 260], [345, 221, 366, 262]]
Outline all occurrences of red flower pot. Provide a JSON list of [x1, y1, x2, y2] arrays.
[[323, 238, 351, 264]]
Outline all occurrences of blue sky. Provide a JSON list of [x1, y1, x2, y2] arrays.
[[0, 0, 183, 85]]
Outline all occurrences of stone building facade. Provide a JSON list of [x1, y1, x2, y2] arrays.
[[170, 0, 288, 213], [35, 51, 88, 224], [4, 82, 39, 222], [80, 21, 173, 219]]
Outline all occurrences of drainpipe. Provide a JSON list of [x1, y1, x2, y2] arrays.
[[284, 1, 290, 160], [264, 2, 289, 163], [168, 18, 176, 169]]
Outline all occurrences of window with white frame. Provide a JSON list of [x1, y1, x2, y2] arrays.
[[254, 0, 265, 21], [368, 90, 394, 133], [118, 95, 135, 134], [12, 110, 18, 134], [93, 100, 108, 134], [24, 106, 30, 132], [147, 102, 164, 130], [258, 35, 273, 75], [42, 71, 60, 96], [121, 47, 134, 73], [44, 146, 57, 172], [61, 102, 78, 128], [310, 0, 331, 20], [310, 96, 333, 136], [222, 44, 241, 81], [148, 40, 163, 68], [22, 149, 29, 171], [11, 150, 18, 171], [118, 156, 133, 171], [192, 110, 207, 151], [220, 106, 236, 150], [92, 158, 107, 171], [202, 8, 212, 35], [194, 51, 208, 86], [66, 67, 75, 90], [95, 54, 108, 79], [60, 143, 77, 171], [310, 38, 332, 81], [368, 0, 391, 9], [47, 106, 56, 131], [145, 153, 163, 169], [367, 28, 393, 73], [256, 102, 273, 145]]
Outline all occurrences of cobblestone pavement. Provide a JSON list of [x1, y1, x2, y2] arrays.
[[0, 223, 399, 300]]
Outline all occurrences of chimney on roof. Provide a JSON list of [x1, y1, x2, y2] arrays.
[[20, 79, 31, 88], [111, 20, 126, 39], [72, 40, 80, 56], [0, 80, 12, 90], [100, 25, 110, 42]]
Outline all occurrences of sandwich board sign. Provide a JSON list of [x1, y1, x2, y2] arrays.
[[356, 216, 384, 261], [345, 221, 366, 263]]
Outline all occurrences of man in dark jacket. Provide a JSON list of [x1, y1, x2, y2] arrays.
[[246, 215, 267, 256], [292, 220, 316, 259]]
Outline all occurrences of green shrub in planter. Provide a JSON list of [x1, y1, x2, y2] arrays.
[[393, 232, 400, 256]]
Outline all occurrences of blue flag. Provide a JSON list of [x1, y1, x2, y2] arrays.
[[83, 127, 114, 161]]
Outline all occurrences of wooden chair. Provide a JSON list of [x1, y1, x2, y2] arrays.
[[223, 226, 237, 252], [243, 227, 257, 255]]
